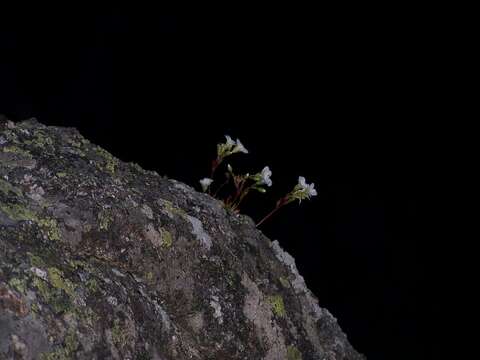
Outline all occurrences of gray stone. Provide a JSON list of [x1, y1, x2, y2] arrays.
[[0, 118, 365, 359]]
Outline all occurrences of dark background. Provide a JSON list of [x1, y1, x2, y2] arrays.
[[1, 11, 429, 359]]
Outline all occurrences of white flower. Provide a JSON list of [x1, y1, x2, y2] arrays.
[[232, 138, 248, 154], [298, 176, 317, 197], [218, 136, 248, 158], [259, 166, 272, 187], [298, 176, 307, 188], [199, 177, 213, 192], [224, 135, 236, 147]]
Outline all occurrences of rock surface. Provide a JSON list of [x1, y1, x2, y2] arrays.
[[0, 119, 365, 359]]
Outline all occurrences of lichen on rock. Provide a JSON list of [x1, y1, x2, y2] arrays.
[[0, 118, 365, 359]]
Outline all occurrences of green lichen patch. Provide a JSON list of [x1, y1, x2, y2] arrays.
[[47, 268, 76, 298], [24, 130, 54, 149], [94, 146, 118, 175], [85, 278, 99, 294], [64, 330, 79, 354], [31, 267, 77, 314], [67, 260, 95, 274], [39, 329, 79, 360], [28, 253, 47, 268], [98, 209, 114, 231], [158, 198, 187, 218], [65, 138, 87, 157], [37, 218, 62, 241], [75, 306, 100, 328], [160, 228, 173, 248], [68, 139, 83, 148], [9, 278, 27, 294], [144, 271, 155, 284], [67, 260, 81, 270], [267, 295, 286, 317], [0, 202, 37, 222], [0, 178, 23, 197], [31, 301, 41, 314], [31, 278, 49, 299], [2, 129, 19, 143], [32, 276, 72, 314], [136, 350, 152, 360], [2, 145, 33, 159], [225, 271, 237, 287], [287, 345, 303, 360], [0, 203, 61, 241], [111, 318, 127, 348]]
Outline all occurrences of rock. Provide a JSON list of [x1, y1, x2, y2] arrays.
[[0, 118, 365, 359]]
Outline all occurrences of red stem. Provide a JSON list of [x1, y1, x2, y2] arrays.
[[256, 197, 288, 227], [232, 187, 251, 211], [211, 158, 219, 178], [230, 177, 245, 210], [213, 178, 229, 197]]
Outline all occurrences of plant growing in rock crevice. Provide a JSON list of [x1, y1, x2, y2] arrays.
[[199, 135, 317, 226]]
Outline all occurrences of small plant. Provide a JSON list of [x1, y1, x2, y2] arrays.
[[256, 176, 317, 227], [199, 135, 317, 226], [211, 135, 248, 178], [222, 164, 273, 212]]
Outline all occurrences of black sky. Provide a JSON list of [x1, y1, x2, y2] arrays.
[[1, 11, 429, 359]]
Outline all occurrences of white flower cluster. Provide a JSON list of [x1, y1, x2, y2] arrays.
[[217, 135, 249, 158], [288, 176, 317, 202], [298, 176, 317, 197], [200, 134, 317, 228]]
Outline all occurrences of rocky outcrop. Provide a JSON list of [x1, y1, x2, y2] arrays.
[[0, 118, 364, 359]]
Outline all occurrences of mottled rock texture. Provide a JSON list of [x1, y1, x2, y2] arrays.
[[0, 119, 365, 359]]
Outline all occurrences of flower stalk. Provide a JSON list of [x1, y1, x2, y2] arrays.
[[256, 176, 317, 227], [227, 166, 272, 211]]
